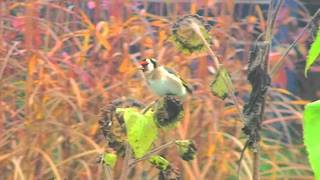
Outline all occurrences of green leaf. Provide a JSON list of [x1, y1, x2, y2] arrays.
[[102, 153, 117, 168], [210, 67, 232, 100], [149, 155, 170, 171], [305, 29, 320, 77], [116, 108, 158, 158], [303, 100, 320, 179]]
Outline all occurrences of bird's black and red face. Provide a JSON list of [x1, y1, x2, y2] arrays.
[[139, 58, 157, 73]]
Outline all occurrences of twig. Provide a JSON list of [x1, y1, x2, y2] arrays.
[[237, 140, 250, 180], [119, 143, 132, 180], [104, 166, 113, 180], [270, 9, 320, 76], [142, 99, 159, 114], [0, 42, 19, 79], [252, 145, 260, 180]]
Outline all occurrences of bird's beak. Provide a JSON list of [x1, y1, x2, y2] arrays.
[[138, 61, 148, 71]]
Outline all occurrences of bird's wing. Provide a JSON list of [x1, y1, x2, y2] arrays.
[[164, 67, 193, 94]]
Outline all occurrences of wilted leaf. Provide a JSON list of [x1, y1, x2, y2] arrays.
[[210, 67, 232, 100], [305, 29, 320, 77], [242, 43, 270, 149], [149, 155, 170, 171], [303, 100, 320, 179], [116, 108, 158, 158], [102, 153, 117, 168]]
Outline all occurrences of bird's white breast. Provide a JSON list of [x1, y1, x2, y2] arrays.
[[147, 66, 187, 96]]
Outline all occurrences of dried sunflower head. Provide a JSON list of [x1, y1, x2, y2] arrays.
[[159, 164, 181, 180], [170, 14, 212, 54], [149, 155, 170, 171], [153, 96, 184, 129], [175, 140, 197, 161], [99, 98, 144, 156]]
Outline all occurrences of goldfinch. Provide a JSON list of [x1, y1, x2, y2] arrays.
[[139, 58, 192, 97]]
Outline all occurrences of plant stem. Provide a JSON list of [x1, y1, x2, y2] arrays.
[[250, 1, 283, 180], [252, 146, 260, 180], [119, 143, 132, 180], [104, 166, 113, 180], [190, 22, 220, 70], [142, 99, 159, 114], [191, 22, 246, 123]]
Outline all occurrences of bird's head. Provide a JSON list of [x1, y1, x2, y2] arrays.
[[139, 58, 157, 73]]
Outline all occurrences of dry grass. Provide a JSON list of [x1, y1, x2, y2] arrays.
[[0, 1, 314, 179]]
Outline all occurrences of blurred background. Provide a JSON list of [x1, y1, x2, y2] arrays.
[[0, 0, 319, 179]]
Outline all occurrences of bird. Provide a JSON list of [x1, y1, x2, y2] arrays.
[[139, 58, 192, 97]]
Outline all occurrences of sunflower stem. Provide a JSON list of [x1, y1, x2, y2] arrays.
[[191, 20, 245, 123]]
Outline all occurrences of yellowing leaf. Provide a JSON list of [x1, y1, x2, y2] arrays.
[[222, 107, 237, 116], [96, 21, 111, 50], [158, 30, 167, 46], [143, 37, 154, 48], [289, 100, 310, 105], [272, 88, 293, 95], [96, 21, 109, 37], [190, 3, 196, 14], [28, 54, 38, 76], [119, 57, 131, 73], [151, 20, 166, 27], [207, 144, 216, 157]]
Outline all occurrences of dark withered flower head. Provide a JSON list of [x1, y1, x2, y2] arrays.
[[175, 140, 197, 161], [159, 164, 181, 180], [153, 96, 184, 129], [149, 155, 170, 171], [171, 14, 212, 54], [99, 98, 144, 156]]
